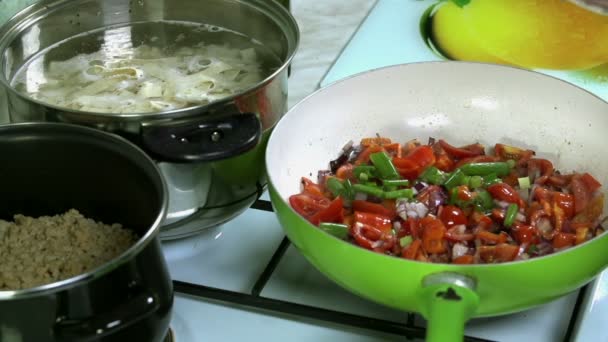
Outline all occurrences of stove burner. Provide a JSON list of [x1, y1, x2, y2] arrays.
[[163, 327, 175, 342]]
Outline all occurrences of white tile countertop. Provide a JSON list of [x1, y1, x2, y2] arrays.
[[287, 0, 377, 108]]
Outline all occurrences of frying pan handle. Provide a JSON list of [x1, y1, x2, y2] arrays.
[[420, 273, 480, 342], [141, 112, 262, 163]]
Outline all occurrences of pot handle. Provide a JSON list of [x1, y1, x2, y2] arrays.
[[141, 112, 262, 163], [54, 290, 161, 341], [420, 273, 480, 342]]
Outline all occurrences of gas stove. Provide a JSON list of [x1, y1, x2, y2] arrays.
[[161, 1, 608, 340], [162, 193, 604, 341]]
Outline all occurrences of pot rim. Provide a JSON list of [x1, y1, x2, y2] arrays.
[[0, 122, 169, 299], [0, 0, 300, 121]]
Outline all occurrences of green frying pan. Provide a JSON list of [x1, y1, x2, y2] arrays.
[[265, 62, 608, 342]]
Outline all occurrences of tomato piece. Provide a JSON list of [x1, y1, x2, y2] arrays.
[[547, 174, 573, 187], [416, 251, 429, 262], [453, 255, 475, 264], [406, 145, 436, 168], [532, 187, 552, 202], [573, 193, 605, 225], [351, 224, 381, 249], [445, 225, 475, 241], [527, 158, 554, 178], [355, 144, 383, 165], [581, 172, 602, 193], [351, 214, 395, 252], [434, 153, 455, 172], [393, 157, 422, 180], [553, 192, 574, 219], [404, 217, 420, 239], [354, 211, 392, 232], [456, 186, 474, 201], [494, 143, 535, 163], [439, 139, 485, 159], [575, 227, 589, 245], [512, 222, 539, 244], [301, 177, 324, 197], [552, 232, 576, 249], [495, 243, 519, 262], [309, 197, 344, 225], [553, 204, 565, 232], [361, 137, 392, 147], [476, 230, 503, 244], [392, 145, 437, 179], [402, 239, 422, 260], [478, 245, 497, 263], [289, 193, 331, 221], [470, 210, 493, 229], [502, 170, 520, 188], [352, 200, 396, 219], [420, 216, 447, 254], [383, 143, 403, 158], [491, 208, 505, 223], [439, 205, 468, 228], [335, 163, 354, 180], [487, 183, 522, 205], [571, 174, 591, 214]]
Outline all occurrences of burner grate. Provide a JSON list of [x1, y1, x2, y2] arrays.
[[173, 199, 586, 342]]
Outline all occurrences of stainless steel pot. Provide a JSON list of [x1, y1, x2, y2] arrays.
[[0, 0, 299, 239], [0, 122, 172, 342]]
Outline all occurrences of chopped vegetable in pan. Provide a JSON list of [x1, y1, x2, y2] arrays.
[[289, 137, 606, 264]]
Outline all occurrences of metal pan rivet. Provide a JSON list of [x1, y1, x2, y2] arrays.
[[211, 131, 222, 142]]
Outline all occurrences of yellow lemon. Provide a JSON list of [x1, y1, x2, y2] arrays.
[[461, 0, 608, 70], [431, 2, 508, 65]]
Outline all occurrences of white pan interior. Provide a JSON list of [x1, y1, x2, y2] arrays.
[[267, 62, 608, 213]]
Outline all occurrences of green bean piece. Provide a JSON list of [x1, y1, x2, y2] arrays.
[[369, 151, 400, 180], [319, 222, 349, 239], [460, 162, 510, 176], [504, 203, 519, 227], [384, 188, 414, 199], [353, 183, 385, 198]]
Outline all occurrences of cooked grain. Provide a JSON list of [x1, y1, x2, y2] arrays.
[[0, 209, 137, 290]]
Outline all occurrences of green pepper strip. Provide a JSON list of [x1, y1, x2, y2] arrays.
[[353, 183, 385, 198], [474, 189, 494, 212], [326, 177, 344, 197], [400, 235, 413, 247], [319, 222, 349, 239], [343, 179, 354, 199], [449, 187, 460, 206], [469, 175, 483, 189], [460, 162, 510, 176], [353, 165, 376, 179], [504, 203, 519, 227], [326, 178, 355, 200], [482, 173, 501, 186], [383, 179, 410, 187], [419, 166, 446, 185], [384, 188, 414, 199], [370, 151, 400, 180], [444, 169, 465, 190]]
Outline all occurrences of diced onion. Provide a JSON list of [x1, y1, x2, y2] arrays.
[[452, 243, 469, 259]]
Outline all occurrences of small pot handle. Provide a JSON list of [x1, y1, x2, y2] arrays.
[[54, 290, 161, 341], [141, 112, 262, 163], [420, 273, 480, 342]]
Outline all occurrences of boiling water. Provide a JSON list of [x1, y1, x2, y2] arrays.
[[11, 20, 283, 113]]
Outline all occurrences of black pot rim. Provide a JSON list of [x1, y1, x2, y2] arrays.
[[0, 122, 169, 300]]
